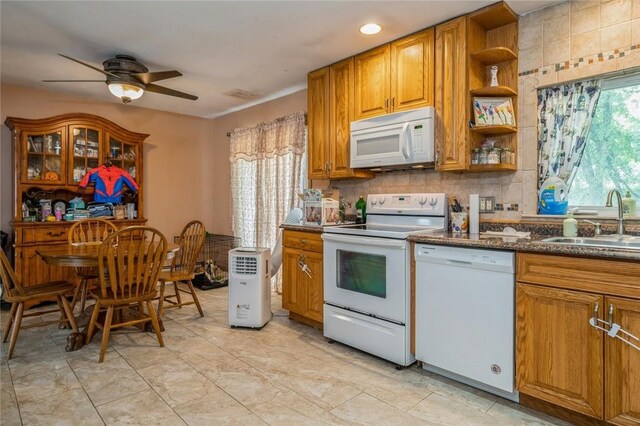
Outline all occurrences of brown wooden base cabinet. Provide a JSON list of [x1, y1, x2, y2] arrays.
[[281, 230, 323, 328], [516, 253, 640, 425]]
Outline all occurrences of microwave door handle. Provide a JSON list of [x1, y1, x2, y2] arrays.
[[400, 122, 410, 159]]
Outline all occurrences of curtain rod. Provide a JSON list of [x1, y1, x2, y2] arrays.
[[226, 112, 307, 137]]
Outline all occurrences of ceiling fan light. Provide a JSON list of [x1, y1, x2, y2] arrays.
[[108, 83, 144, 102]]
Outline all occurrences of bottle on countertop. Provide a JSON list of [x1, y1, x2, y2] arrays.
[[355, 195, 366, 224], [563, 210, 578, 237], [622, 191, 636, 218], [338, 197, 346, 223]]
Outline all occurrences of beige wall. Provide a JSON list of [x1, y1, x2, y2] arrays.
[[517, 0, 640, 214], [0, 83, 217, 240], [209, 89, 307, 234], [327, 0, 640, 219]]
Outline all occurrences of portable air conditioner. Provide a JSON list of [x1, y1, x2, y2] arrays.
[[228, 247, 272, 328]]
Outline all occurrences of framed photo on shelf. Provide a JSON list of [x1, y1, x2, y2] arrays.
[[473, 97, 516, 127]]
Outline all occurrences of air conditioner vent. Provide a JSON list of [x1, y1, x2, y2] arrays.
[[232, 256, 258, 275], [223, 88, 261, 99]]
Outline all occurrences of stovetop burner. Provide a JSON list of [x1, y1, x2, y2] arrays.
[[323, 193, 448, 240]]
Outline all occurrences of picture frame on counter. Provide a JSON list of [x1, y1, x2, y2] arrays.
[[473, 97, 516, 127]]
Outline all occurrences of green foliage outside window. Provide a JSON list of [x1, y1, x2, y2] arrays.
[[570, 83, 640, 207]]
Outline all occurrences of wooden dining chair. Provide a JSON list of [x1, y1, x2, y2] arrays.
[[0, 250, 78, 359], [68, 218, 118, 313], [85, 226, 167, 362], [157, 220, 206, 319]]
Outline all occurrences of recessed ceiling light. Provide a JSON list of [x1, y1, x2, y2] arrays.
[[360, 23, 381, 35]]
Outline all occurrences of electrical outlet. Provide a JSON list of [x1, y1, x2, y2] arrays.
[[479, 196, 496, 213]]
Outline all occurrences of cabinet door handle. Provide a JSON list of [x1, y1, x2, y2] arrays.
[[391, 96, 395, 110], [435, 149, 440, 165], [329, 161, 333, 172], [299, 238, 308, 245], [385, 98, 389, 112], [46, 231, 65, 237], [608, 304, 614, 327], [589, 302, 609, 333]]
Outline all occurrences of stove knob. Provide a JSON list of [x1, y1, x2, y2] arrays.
[[428, 197, 438, 207], [370, 198, 378, 206], [378, 198, 386, 206], [418, 197, 427, 207]]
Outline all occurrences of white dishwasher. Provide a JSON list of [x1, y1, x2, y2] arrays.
[[414, 244, 517, 401]]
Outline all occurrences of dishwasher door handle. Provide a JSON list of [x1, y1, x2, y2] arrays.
[[446, 259, 474, 266]]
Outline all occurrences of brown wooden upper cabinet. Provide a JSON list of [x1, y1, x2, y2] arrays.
[[354, 28, 434, 120], [434, 17, 467, 171], [434, 2, 519, 172], [308, 59, 373, 180]]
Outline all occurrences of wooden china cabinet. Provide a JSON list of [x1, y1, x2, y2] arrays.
[[5, 113, 148, 292]]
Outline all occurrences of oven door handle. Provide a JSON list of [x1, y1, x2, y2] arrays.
[[322, 233, 406, 248]]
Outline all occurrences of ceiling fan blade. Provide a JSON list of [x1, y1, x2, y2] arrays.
[[42, 79, 106, 82], [58, 54, 120, 78], [133, 70, 182, 84], [145, 83, 198, 100]]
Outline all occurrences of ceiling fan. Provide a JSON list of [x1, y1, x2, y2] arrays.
[[43, 54, 198, 103]]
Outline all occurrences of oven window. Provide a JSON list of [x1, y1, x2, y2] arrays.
[[336, 250, 386, 298], [357, 134, 400, 156]]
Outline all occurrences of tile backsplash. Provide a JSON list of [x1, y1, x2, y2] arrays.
[[317, 0, 640, 219]]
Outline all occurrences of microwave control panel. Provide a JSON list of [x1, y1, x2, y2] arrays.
[[412, 124, 426, 154]]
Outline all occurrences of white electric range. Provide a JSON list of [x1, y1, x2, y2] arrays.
[[322, 193, 447, 367]]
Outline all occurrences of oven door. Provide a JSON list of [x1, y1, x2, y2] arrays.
[[322, 233, 407, 324]]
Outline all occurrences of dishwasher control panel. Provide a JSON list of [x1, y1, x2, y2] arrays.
[[415, 244, 515, 273]]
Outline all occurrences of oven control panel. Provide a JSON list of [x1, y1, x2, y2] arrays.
[[367, 193, 447, 216]]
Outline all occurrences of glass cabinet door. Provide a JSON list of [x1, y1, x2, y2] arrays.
[[69, 126, 101, 184], [106, 135, 139, 182], [22, 128, 65, 185]]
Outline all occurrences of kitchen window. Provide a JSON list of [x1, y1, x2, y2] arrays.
[[537, 72, 640, 215]]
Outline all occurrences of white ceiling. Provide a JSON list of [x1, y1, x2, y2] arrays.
[[1, 1, 559, 119]]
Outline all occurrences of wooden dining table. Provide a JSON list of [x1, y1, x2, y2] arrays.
[[36, 242, 179, 351]]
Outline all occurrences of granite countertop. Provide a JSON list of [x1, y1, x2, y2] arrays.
[[280, 223, 326, 233], [408, 232, 640, 261], [280, 223, 640, 261]]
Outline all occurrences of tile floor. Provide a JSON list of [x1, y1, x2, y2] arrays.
[[1, 287, 568, 425]]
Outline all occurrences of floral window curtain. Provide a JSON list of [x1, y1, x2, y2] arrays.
[[229, 112, 306, 251], [537, 79, 603, 190]]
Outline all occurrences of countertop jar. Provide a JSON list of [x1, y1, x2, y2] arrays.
[[488, 148, 500, 164], [479, 148, 489, 164], [501, 148, 514, 164], [471, 148, 481, 165]]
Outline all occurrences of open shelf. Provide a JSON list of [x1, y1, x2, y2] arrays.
[[470, 47, 517, 64], [470, 125, 517, 135], [468, 163, 517, 172], [470, 86, 517, 96], [470, 3, 518, 30]]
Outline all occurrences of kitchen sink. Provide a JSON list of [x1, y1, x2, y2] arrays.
[[542, 236, 640, 250]]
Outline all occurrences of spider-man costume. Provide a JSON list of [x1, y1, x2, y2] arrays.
[[79, 164, 138, 203]]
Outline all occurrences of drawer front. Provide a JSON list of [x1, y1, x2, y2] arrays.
[[22, 226, 69, 244], [517, 253, 640, 299], [283, 230, 323, 253]]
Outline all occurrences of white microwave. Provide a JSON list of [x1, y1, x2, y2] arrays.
[[350, 106, 434, 169]]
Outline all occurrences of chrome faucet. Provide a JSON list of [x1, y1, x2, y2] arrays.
[[605, 189, 625, 235]]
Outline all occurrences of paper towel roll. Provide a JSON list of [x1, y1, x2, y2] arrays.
[[470, 194, 479, 234]]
